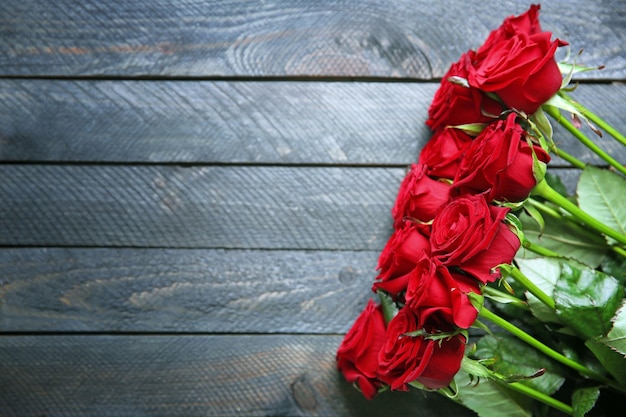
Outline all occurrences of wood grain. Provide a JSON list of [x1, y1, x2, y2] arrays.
[[0, 165, 401, 249], [0, 0, 624, 79], [0, 248, 379, 333], [0, 80, 624, 165], [0, 334, 476, 417]]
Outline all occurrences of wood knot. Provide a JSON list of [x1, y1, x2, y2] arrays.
[[338, 266, 357, 285], [291, 375, 317, 411]]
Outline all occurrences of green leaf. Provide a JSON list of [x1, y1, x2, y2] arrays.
[[577, 165, 626, 245], [572, 386, 600, 417], [474, 334, 566, 395], [514, 258, 561, 324], [554, 262, 624, 340], [452, 360, 532, 417], [522, 205, 545, 233], [517, 211, 607, 268], [585, 338, 626, 386], [597, 300, 626, 356]]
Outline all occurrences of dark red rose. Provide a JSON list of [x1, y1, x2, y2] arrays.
[[475, 4, 544, 60], [430, 194, 520, 283], [418, 128, 474, 180], [372, 220, 430, 297], [426, 51, 503, 132], [336, 299, 387, 399], [468, 5, 567, 114], [452, 113, 550, 203], [405, 255, 481, 329], [378, 308, 466, 391], [391, 164, 452, 226]]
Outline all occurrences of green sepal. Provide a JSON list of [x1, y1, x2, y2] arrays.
[[447, 122, 488, 136], [377, 290, 398, 324]]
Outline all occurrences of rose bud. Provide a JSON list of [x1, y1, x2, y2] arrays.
[[418, 128, 473, 180], [405, 255, 481, 329], [378, 308, 466, 391], [426, 51, 503, 133], [336, 299, 387, 399], [372, 219, 430, 298], [391, 163, 452, 227], [468, 4, 567, 114], [430, 194, 520, 283], [452, 112, 550, 203]]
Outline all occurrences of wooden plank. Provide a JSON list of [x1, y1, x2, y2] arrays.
[[0, 80, 624, 165], [0, 248, 380, 333], [0, 334, 476, 417], [0, 0, 624, 79], [0, 80, 433, 164], [0, 165, 400, 249], [0, 165, 585, 249]]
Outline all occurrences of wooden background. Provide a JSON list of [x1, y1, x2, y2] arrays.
[[0, 1, 624, 416]]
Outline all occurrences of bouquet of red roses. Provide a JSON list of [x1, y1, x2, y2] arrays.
[[336, 4, 626, 416]]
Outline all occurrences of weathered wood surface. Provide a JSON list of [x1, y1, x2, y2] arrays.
[[0, 165, 399, 248], [1, 0, 624, 79], [0, 248, 378, 333], [0, 335, 475, 417], [0, 80, 624, 165], [0, 0, 624, 416]]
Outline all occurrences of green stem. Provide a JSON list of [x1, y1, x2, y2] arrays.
[[522, 238, 559, 258], [532, 179, 626, 246], [504, 380, 573, 415], [560, 92, 626, 147], [544, 105, 626, 176], [548, 144, 587, 169], [479, 308, 617, 387], [507, 266, 556, 310]]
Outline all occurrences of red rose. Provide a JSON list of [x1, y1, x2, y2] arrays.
[[468, 5, 567, 114], [430, 194, 520, 283], [372, 220, 430, 297], [336, 299, 387, 399], [378, 308, 466, 391], [405, 255, 481, 329], [452, 113, 550, 203], [475, 4, 543, 60], [426, 51, 503, 132], [391, 164, 452, 226], [418, 127, 474, 180]]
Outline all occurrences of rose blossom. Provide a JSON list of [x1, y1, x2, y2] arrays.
[[372, 219, 430, 298], [391, 163, 452, 226], [468, 4, 567, 114], [405, 254, 481, 329], [336, 299, 386, 399], [378, 308, 466, 391], [426, 51, 503, 133], [452, 112, 550, 203], [430, 194, 520, 283], [418, 128, 473, 180]]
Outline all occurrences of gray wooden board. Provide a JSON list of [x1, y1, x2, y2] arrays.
[[0, 80, 624, 165], [0, 248, 379, 333], [0, 334, 476, 417], [0, 165, 584, 249], [0, 0, 624, 79]]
